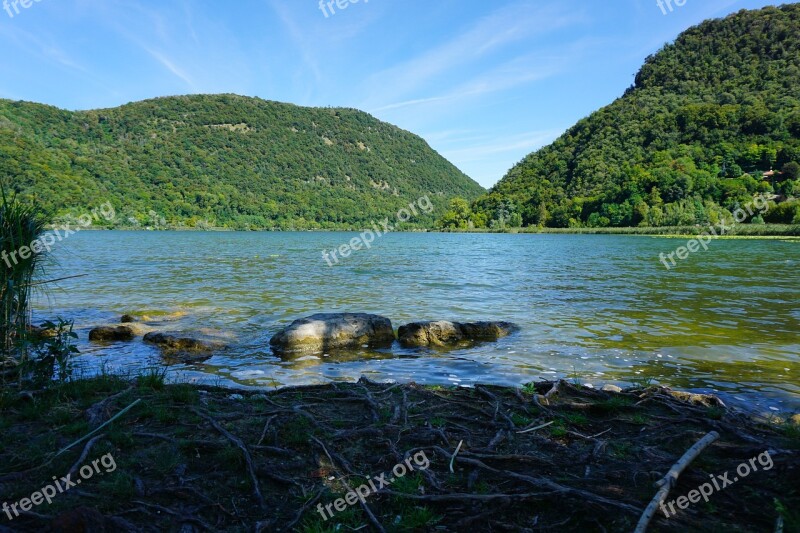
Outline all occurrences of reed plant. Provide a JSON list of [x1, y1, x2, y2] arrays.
[[0, 184, 48, 366]]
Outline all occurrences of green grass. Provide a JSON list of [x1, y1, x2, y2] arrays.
[[429, 417, 446, 428], [559, 412, 589, 427], [394, 506, 442, 530], [511, 412, 533, 427], [775, 498, 800, 532], [138, 367, 168, 390], [281, 416, 313, 446], [167, 384, 199, 404], [609, 441, 634, 459], [391, 473, 424, 495], [592, 396, 637, 414]]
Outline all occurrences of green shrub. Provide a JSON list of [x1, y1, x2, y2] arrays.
[[764, 200, 800, 224]]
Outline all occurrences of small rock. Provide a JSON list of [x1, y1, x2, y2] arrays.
[[668, 390, 726, 408], [120, 314, 136, 323], [143, 332, 220, 363], [602, 384, 623, 393], [28, 325, 57, 339], [790, 414, 800, 426], [89, 326, 135, 342], [398, 320, 518, 348], [143, 332, 212, 352]]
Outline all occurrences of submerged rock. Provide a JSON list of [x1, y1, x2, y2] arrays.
[[397, 320, 518, 348], [28, 324, 57, 339], [143, 332, 213, 353], [397, 321, 463, 347], [270, 313, 395, 355], [120, 314, 137, 323], [89, 326, 135, 342]]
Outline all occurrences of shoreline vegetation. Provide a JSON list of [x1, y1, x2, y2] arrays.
[[1, 374, 798, 532], [47, 223, 800, 238]]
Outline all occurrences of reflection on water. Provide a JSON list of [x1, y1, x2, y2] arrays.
[[32, 231, 800, 414]]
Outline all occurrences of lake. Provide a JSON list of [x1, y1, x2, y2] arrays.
[[32, 231, 800, 414]]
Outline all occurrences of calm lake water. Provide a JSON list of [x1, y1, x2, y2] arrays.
[[32, 231, 800, 414]]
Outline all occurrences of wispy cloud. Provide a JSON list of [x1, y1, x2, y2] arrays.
[[142, 47, 197, 90], [369, 39, 596, 116], [362, 2, 585, 108], [441, 130, 562, 163], [267, 0, 323, 86], [0, 24, 88, 72]]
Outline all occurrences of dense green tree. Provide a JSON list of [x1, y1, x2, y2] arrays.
[[438, 198, 474, 230], [456, 5, 800, 228], [783, 161, 800, 181], [0, 95, 484, 229]]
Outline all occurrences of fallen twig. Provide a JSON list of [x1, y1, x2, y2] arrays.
[[56, 398, 141, 457], [191, 407, 266, 510], [517, 421, 554, 434], [68, 433, 106, 478], [86, 387, 134, 426], [433, 446, 641, 514], [311, 436, 386, 533], [256, 415, 277, 446], [634, 431, 720, 533], [278, 487, 325, 532], [450, 440, 464, 473]]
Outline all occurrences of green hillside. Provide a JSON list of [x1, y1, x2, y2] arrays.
[[0, 94, 484, 229], [447, 4, 800, 230]]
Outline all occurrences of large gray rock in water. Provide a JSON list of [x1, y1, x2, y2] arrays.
[[89, 326, 135, 342], [270, 313, 395, 355], [398, 321, 518, 348]]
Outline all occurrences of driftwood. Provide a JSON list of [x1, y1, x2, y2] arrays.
[[634, 431, 720, 533]]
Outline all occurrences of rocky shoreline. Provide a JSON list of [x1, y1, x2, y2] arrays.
[[0, 374, 798, 532], [87, 312, 521, 363]]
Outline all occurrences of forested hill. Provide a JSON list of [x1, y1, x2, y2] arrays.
[[0, 94, 484, 229], [449, 4, 800, 230]]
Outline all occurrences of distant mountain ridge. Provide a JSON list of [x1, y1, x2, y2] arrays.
[[448, 4, 800, 230], [0, 94, 484, 229]]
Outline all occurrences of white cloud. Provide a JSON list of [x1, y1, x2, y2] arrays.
[[361, 2, 585, 107]]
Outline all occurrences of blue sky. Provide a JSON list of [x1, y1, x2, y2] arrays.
[[0, 0, 782, 188]]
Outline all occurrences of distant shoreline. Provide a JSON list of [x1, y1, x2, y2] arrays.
[[48, 223, 800, 238]]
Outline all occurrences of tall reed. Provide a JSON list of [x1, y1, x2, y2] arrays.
[[0, 186, 47, 362]]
